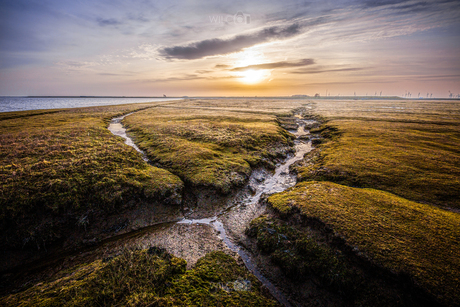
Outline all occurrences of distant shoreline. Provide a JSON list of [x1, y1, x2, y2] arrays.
[[1, 96, 459, 114], [1, 95, 457, 100]]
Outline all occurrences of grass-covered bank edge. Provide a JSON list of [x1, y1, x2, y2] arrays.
[[246, 214, 440, 307]]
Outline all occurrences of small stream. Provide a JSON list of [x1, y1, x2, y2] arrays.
[[108, 113, 149, 162], [109, 113, 315, 307]]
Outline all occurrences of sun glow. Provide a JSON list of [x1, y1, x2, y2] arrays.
[[240, 69, 269, 84], [231, 50, 271, 84]]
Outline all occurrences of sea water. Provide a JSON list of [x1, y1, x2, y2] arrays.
[[0, 97, 181, 113]]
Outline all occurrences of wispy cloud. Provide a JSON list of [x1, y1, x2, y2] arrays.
[[231, 59, 315, 71], [98, 72, 132, 76], [97, 18, 123, 27], [402, 74, 460, 82], [147, 74, 206, 82], [362, 0, 413, 8], [291, 67, 366, 74], [196, 70, 213, 74], [145, 74, 239, 83], [360, 0, 460, 20], [159, 24, 302, 60]]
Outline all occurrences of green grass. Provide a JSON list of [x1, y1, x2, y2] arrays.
[[267, 181, 460, 306], [299, 99, 460, 209], [0, 103, 182, 250], [124, 105, 294, 193], [298, 120, 460, 209], [0, 248, 278, 306], [0, 99, 303, 250]]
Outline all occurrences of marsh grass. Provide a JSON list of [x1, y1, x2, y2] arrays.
[[124, 104, 295, 193], [299, 119, 460, 208], [267, 181, 460, 305], [0, 103, 182, 249], [299, 99, 460, 209], [251, 99, 460, 305], [0, 248, 278, 306]]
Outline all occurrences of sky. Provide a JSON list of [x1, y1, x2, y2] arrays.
[[0, 0, 459, 97]]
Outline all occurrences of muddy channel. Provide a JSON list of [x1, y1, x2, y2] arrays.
[[1, 114, 316, 306], [106, 113, 316, 306]]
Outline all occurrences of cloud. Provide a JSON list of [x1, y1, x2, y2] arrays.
[[362, 0, 413, 8], [98, 72, 132, 76], [302, 80, 397, 86], [60, 61, 89, 68], [196, 70, 213, 74], [159, 24, 302, 60], [231, 59, 315, 71], [215, 64, 230, 69], [291, 67, 366, 74], [145, 74, 239, 83], [404, 74, 460, 82], [97, 18, 123, 27], [146, 74, 206, 82], [361, 0, 460, 15], [126, 13, 150, 23]]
